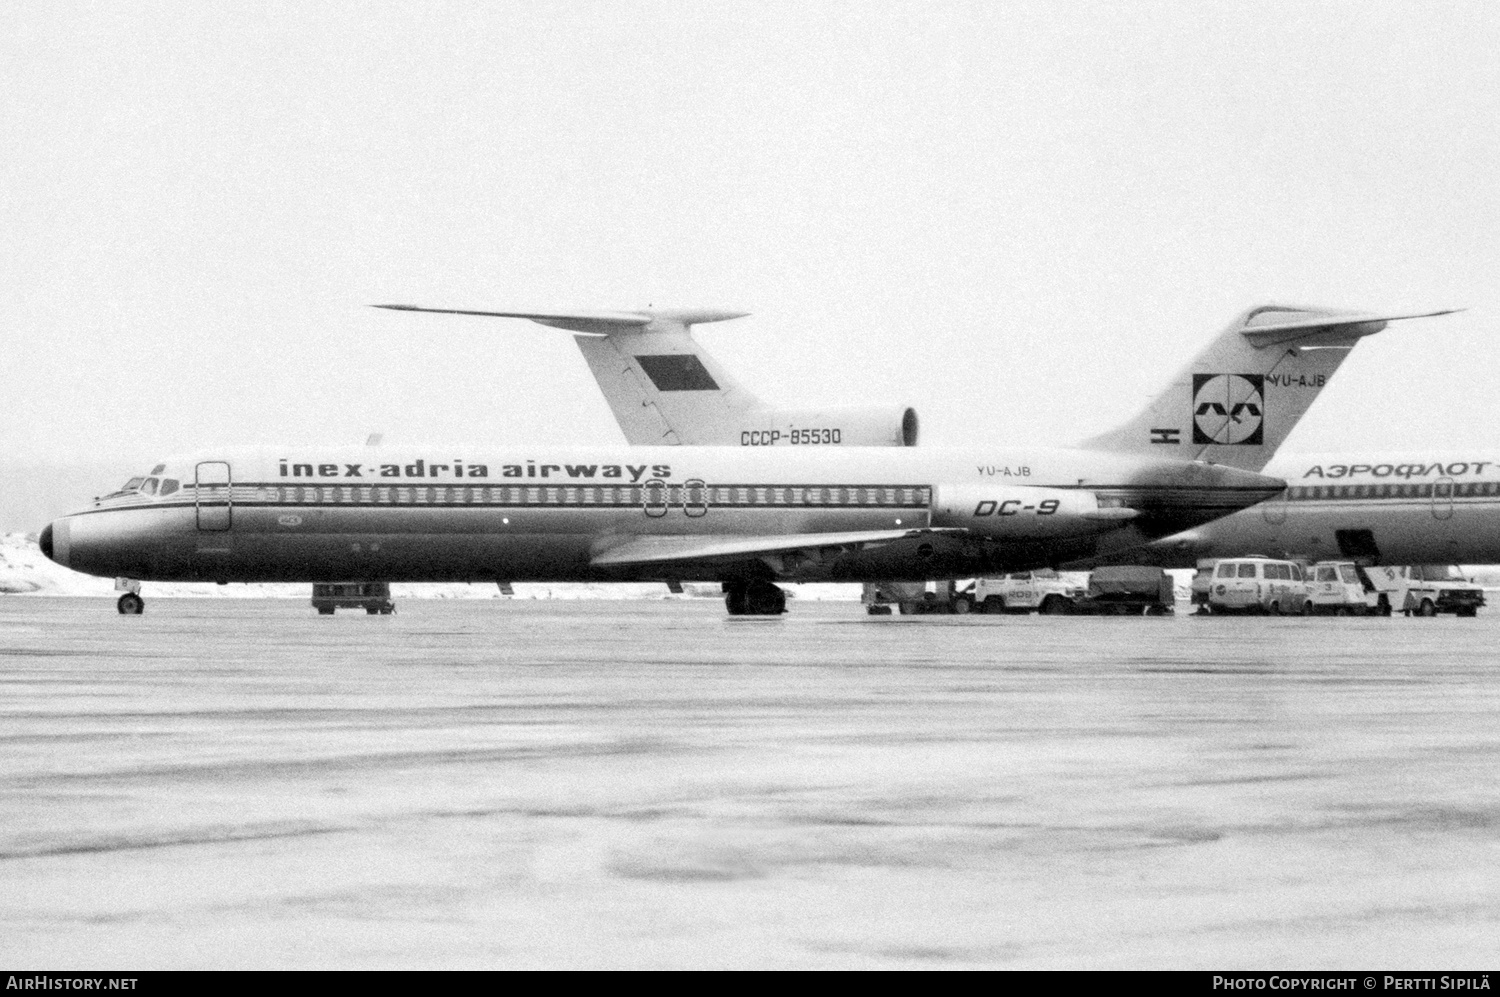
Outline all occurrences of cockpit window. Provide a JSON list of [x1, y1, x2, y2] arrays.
[[159, 479, 180, 496], [123, 477, 144, 492], [140, 478, 159, 496], [150, 464, 166, 475]]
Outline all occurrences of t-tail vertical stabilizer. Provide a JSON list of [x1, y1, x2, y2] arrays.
[[1081, 305, 1459, 471], [375, 304, 918, 447]]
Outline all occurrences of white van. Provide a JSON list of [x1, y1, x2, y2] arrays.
[[1306, 561, 1380, 615], [1205, 557, 1312, 615]]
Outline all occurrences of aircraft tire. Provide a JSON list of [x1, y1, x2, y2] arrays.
[[1417, 599, 1437, 618], [724, 585, 749, 616], [116, 593, 144, 615], [745, 581, 786, 616], [317, 606, 335, 615]]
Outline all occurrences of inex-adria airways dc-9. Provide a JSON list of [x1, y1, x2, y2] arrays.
[[40, 305, 1452, 615]]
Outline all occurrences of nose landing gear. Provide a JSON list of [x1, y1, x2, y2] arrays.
[[114, 578, 144, 615], [724, 580, 787, 616]]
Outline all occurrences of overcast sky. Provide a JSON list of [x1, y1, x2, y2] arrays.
[[6, 0, 1500, 498]]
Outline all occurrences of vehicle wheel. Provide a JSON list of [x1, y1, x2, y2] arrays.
[[1377, 596, 1392, 617], [1418, 599, 1437, 618], [1268, 601, 1280, 616], [866, 604, 892, 615], [952, 595, 973, 615], [317, 606, 335, 615], [116, 593, 144, 615], [1039, 595, 1072, 615], [1456, 607, 1478, 618], [982, 596, 1004, 615], [1303, 601, 1314, 616]]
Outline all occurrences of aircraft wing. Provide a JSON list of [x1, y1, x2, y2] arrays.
[[1238, 308, 1462, 347], [590, 528, 960, 568]]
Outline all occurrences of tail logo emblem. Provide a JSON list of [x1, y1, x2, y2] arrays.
[[1192, 374, 1264, 445]]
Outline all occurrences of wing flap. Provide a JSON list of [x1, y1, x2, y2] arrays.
[[591, 528, 956, 567]]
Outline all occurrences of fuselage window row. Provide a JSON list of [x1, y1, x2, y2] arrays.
[[1287, 481, 1500, 501], [179, 483, 934, 509]]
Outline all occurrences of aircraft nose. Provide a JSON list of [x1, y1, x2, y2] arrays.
[[39, 523, 54, 561]]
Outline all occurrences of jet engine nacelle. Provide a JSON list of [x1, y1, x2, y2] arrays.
[[931, 485, 1139, 539], [736, 406, 918, 447]]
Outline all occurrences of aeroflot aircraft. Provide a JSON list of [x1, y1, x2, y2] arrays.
[[1121, 453, 1500, 567], [38, 304, 1450, 616]]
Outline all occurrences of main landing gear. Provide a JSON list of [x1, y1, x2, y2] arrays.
[[724, 580, 787, 616]]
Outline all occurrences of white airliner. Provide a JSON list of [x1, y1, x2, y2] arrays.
[[38, 305, 1452, 616], [41, 445, 1278, 615], [1114, 453, 1500, 567]]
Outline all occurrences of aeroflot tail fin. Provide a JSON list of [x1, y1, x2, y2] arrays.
[[1081, 305, 1459, 471], [375, 305, 762, 444], [376, 304, 919, 447]]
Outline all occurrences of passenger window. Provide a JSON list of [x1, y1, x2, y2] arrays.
[[159, 479, 179, 496], [1339, 565, 1359, 584], [1216, 563, 1236, 578], [1317, 566, 1335, 582], [1238, 563, 1257, 578], [1291, 565, 1303, 581], [140, 478, 159, 496]]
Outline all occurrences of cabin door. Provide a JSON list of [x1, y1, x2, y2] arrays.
[[196, 461, 233, 531], [1432, 477, 1455, 521], [1262, 488, 1288, 525]]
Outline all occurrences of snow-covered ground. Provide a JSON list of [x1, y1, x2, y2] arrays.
[[0, 532, 860, 601]]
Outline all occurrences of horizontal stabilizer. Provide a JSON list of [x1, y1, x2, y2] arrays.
[[1238, 308, 1463, 347], [1082, 303, 1460, 471], [373, 304, 748, 336], [591, 528, 957, 568]]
